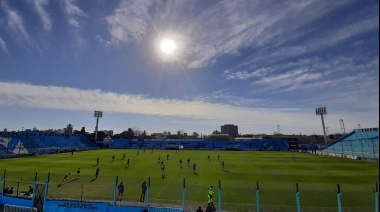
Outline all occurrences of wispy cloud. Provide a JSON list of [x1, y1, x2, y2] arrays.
[[253, 69, 322, 87], [250, 17, 379, 65], [0, 36, 9, 53], [252, 56, 378, 92], [225, 67, 274, 80], [31, 0, 52, 30], [62, 0, 86, 28], [104, 0, 367, 70], [1, 1, 33, 45], [105, 0, 155, 43]]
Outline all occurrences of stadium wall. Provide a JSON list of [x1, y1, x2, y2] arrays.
[[0, 197, 155, 212], [0, 195, 33, 208]]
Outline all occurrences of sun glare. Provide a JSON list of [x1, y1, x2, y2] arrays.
[[160, 39, 176, 54]]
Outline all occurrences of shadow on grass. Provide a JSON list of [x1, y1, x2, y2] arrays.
[[68, 178, 79, 183]]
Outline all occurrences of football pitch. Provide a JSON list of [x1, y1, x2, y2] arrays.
[[1, 149, 379, 212]]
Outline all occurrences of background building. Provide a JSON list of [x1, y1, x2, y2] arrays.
[[221, 124, 239, 137], [65, 123, 73, 134]]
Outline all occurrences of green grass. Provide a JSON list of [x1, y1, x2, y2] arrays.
[[1, 150, 378, 212]]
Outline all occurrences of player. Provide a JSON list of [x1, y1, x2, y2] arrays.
[[111, 155, 115, 163], [122, 153, 126, 160], [117, 182, 124, 201], [293, 155, 296, 161], [140, 181, 147, 202], [208, 154, 210, 161], [187, 158, 190, 167], [96, 157, 99, 166], [161, 164, 165, 179], [76, 168, 81, 179], [137, 150, 140, 156], [208, 186, 214, 203], [193, 163, 196, 173], [62, 173, 70, 184], [125, 159, 130, 168], [222, 161, 225, 170], [95, 168, 100, 179], [166, 154, 169, 160], [179, 159, 183, 169]]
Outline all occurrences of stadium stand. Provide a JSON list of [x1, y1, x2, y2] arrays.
[[318, 128, 379, 161], [0, 131, 97, 156]]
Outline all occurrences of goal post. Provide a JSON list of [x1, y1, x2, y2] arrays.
[[4, 204, 37, 212]]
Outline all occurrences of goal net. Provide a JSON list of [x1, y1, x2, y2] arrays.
[[36, 147, 59, 155], [4, 204, 37, 212]]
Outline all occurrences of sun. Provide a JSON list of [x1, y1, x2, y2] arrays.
[[160, 39, 176, 54]]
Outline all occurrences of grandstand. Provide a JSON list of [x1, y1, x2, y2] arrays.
[[0, 131, 97, 157], [2, 128, 379, 162], [318, 127, 379, 161]]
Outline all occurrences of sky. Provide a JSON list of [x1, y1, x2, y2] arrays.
[[0, 0, 378, 136]]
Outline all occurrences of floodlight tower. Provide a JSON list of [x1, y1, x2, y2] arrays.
[[315, 107, 328, 144], [277, 125, 281, 134], [339, 119, 346, 134], [94, 111, 103, 142]]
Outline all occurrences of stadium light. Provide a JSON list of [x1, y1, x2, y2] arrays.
[[94, 111, 103, 142], [315, 107, 328, 144], [339, 119, 346, 134]]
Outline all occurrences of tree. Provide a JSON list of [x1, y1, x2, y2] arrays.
[[119, 128, 135, 139], [132, 127, 143, 138], [177, 130, 185, 135], [212, 130, 221, 134], [96, 131, 106, 141]]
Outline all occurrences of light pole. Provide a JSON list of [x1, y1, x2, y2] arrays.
[[94, 111, 103, 142], [316, 107, 328, 145]]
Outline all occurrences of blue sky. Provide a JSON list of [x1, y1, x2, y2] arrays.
[[0, 0, 378, 136]]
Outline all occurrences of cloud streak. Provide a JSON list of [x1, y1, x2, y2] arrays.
[[62, 0, 86, 28], [104, 0, 372, 70], [1, 1, 33, 45], [32, 0, 52, 30], [105, 0, 155, 43], [0, 36, 9, 53]]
